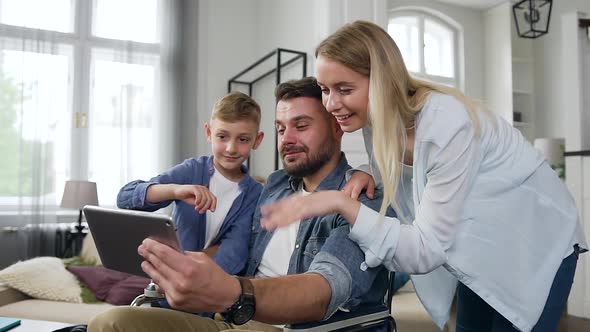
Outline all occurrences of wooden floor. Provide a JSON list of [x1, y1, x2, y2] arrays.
[[557, 314, 590, 332]]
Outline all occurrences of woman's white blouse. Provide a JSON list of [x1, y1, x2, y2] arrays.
[[349, 93, 587, 332]]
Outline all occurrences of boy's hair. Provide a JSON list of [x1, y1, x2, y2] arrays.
[[274, 77, 322, 104], [212, 91, 261, 128]]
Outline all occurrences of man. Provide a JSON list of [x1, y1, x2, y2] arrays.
[[88, 77, 387, 332]]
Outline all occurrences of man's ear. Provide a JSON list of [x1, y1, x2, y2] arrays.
[[253, 131, 264, 149], [205, 122, 212, 143]]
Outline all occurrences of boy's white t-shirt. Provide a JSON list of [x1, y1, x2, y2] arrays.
[[204, 169, 241, 248], [255, 185, 311, 278]]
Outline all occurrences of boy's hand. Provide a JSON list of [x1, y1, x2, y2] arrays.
[[342, 171, 375, 200], [174, 185, 217, 214]]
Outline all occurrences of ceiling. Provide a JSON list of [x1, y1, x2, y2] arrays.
[[435, 0, 509, 10]]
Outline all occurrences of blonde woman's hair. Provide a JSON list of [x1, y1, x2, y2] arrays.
[[315, 20, 483, 218], [212, 91, 261, 129]]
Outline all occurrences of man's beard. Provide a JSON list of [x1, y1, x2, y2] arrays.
[[281, 139, 337, 178]]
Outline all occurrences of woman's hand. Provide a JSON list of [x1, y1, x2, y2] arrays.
[[261, 190, 361, 230], [343, 171, 375, 200]]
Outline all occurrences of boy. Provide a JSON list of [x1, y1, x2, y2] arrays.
[[117, 91, 264, 275]]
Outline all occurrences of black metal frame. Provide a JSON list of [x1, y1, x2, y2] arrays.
[[228, 48, 307, 170]]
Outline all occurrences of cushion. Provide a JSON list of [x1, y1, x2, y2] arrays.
[[0, 257, 82, 303], [79, 233, 102, 265], [67, 266, 149, 305]]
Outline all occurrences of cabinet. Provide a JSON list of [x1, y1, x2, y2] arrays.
[[484, 2, 536, 142]]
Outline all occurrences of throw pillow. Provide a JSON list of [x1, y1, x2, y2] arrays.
[[0, 256, 82, 303], [79, 233, 102, 266], [67, 266, 149, 305]]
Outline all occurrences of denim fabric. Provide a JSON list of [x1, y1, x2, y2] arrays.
[[117, 155, 262, 275], [456, 247, 579, 332], [246, 153, 389, 319]]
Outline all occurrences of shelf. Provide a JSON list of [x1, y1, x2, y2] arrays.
[[514, 121, 532, 127], [512, 57, 534, 64], [513, 89, 532, 95]]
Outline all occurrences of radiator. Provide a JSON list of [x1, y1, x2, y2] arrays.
[[0, 223, 78, 269]]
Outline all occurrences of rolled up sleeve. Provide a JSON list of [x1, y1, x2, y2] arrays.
[[306, 225, 386, 320]]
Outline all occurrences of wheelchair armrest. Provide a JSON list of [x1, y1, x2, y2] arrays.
[[283, 304, 390, 332]]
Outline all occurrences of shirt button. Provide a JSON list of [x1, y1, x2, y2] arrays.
[[295, 244, 300, 249], [360, 262, 368, 271]]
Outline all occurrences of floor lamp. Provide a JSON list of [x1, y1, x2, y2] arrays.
[[60, 180, 99, 257]]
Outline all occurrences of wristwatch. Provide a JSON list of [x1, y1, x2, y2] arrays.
[[222, 276, 256, 325]]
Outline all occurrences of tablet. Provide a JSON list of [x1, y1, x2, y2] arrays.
[[83, 205, 181, 278]]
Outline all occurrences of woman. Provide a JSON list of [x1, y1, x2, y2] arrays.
[[261, 20, 587, 332]]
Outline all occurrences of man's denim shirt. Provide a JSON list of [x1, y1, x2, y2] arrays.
[[246, 153, 389, 319], [117, 155, 263, 275]]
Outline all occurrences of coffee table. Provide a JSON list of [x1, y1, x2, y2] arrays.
[[10, 318, 73, 332]]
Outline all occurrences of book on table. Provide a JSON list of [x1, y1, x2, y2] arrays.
[[0, 317, 21, 332]]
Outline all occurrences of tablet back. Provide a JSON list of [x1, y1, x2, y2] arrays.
[[83, 205, 180, 278]]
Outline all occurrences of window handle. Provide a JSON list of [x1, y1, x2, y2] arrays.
[[75, 112, 88, 128], [81, 112, 87, 128]]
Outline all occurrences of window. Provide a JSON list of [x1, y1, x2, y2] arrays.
[[0, 0, 173, 209], [387, 10, 460, 87]]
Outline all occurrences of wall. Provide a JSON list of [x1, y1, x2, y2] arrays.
[[534, 0, 590, 140], [389, 0, 485, 100], [483, 1, 512, 122], [189, 0, 389, 177], [187, 0, 484, 176], [186, 0, 261, 159], [248, 0, 318, 177]]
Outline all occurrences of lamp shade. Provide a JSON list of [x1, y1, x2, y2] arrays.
[[60, 180, 99, 210], [513, 0, 552, 39]]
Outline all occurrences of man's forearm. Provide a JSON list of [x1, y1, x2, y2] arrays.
[[251, 273, 331, 324], [146, 184, 176, 203]]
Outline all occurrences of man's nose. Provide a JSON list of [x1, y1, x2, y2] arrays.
[[281, 127, 297, 144]]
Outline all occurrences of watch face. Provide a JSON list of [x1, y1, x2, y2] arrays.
[[233, 304, 256, 325]]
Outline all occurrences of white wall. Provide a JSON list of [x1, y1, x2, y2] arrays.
[[190, 0, 321, 178], [534, 0, 590, 140], [389, 0, 485, 100], [188, 0, 484, 176], [185, 0, 258, 158], [247, 0, 318, 177], [483, 1, 513, 122], [190, 0, 390, 177]]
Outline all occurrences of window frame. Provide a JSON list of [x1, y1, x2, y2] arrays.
[[388, 9, 462, 88]]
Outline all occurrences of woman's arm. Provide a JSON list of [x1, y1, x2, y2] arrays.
[[262, 118, 480, 274]]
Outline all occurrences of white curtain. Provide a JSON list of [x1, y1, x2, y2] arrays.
[[0, 0, 181, 259]]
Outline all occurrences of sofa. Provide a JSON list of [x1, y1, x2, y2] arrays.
[[0, 233, 455, 330]]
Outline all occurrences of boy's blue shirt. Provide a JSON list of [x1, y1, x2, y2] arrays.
[[117, 155, 263, 275]]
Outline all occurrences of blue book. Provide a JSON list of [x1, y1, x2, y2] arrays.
[[0, 317, 20, 332]]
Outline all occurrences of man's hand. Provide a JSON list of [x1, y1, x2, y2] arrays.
[[138, 238, 239, 313], [174, 185, 217, 214], [342, 171, 375, 200]]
